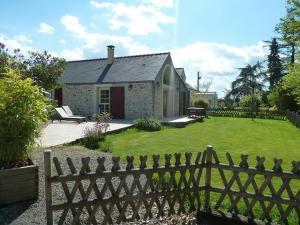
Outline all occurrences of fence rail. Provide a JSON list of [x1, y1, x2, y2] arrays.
[[44, 146, 300, 225], [207, 109, 286, 120], [286, 110, 300, 128]]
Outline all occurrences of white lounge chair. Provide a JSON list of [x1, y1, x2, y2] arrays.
[[54, 107, 87, 123], [62, 105, 91, 121], [62, 105, 76, 116]]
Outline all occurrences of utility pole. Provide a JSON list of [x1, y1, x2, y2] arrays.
[[197, 72, 201, 92]]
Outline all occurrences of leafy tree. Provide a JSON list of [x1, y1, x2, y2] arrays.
[[224, 92, 235, 109], [282, 62, 300, 107], [229, 62, 266, 99], [0, 44, 27, 75], [227, 62, 266, 119], [276, 0, 300, 64], [267, 84, 298, 111], [241, 94, 262, 113], [266, 38, 285, 89], [24, 51, 67, 90], [217, 98, 226, 109], [0, 42, 67, 91], [0, 43, 9, 73], [0, 69, 51, 168]]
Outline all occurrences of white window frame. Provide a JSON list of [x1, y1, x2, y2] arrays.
[[98, 88, 110, 114]]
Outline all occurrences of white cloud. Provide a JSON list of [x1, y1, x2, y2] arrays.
[[59, 13, 267, 97], [60, 15, 86, 37], [90, 1, 113, 8], [122, 41, 153, 55], [90, 22, 99, 29], [59, 39, 66, 44], [14, 35, 32, 43], [38, 22, 55, 34], [90, 1, 174, 35], [143, 0, 174, 8], [171, 41, 267, 96], [60, 14, 150, 54], [0, 33, 37, 54], [62, 48, 84, 60]]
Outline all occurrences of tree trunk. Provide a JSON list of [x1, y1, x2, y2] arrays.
[[291, 44, 295, 65]]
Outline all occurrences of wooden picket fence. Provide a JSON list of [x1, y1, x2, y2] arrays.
[[207, 109, 286, 120], [286, 110, 300, 128], [44, 146, 300, 225]]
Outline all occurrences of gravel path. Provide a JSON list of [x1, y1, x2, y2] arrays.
[[0, 146, 200, 225], [0, 146, 118, 225]]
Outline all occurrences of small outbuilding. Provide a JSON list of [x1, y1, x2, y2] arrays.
[[56, 46, 191, 119]]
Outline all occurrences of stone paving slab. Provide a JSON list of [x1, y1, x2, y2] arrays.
[[39, 120, 134, 147], [160, 116, 196, 123]]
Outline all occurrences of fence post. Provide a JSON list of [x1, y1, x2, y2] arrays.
[[44, 149, 53, 225], [204, 145, 213, 211]]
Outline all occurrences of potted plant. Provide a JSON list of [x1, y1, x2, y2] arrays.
[[0, 69, 50, 206]]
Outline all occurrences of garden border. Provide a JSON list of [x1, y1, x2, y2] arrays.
[[207, 109, 286, 120], [0, 164, 39, 206]]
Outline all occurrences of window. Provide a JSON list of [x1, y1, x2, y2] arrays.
[[163, 67, 171, 85], [99, 89, 110, 113]]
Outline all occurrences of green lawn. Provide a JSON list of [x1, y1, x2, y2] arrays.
[[102, 117, 300, 169], [99, 117, 300, 224]]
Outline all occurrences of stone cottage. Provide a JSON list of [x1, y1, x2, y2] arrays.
[[55, 45, 190, 120]]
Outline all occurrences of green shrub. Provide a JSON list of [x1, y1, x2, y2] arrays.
[[193, 98, 209, 108], [81, 128, 102, 149], [94, 112, 111, 133], [0, 69, 50, 168], [240, 94, 262, 111], [134, 117, 162, 131], [81, 113, 111, 149]]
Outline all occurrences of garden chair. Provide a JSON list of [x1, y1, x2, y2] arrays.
[[62, 105, 76, 116], [54, 107, 87, 123], [62, 105, 92, 121]]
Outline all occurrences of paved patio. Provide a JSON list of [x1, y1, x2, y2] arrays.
[[161, 116, 203, 127], [39, 120, 134, 147], [161, 116, 196, 123]]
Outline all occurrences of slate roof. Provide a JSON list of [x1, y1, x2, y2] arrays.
[[60, 52, 170, 84], [175, 68, 191, 91], [175, 68, 184, 77]]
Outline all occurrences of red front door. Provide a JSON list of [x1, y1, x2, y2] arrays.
[[110, 87, 125, 119], [54, 88, 63, 107]]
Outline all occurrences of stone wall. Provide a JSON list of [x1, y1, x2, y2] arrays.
[[124, 82, 154, 119], [174, 78, 180, 116], [62, 83, 154, 119], [154, 73, 163, 119], [179, 79, 190, 115], [154, 56, 181, 119], [62, 84, 97, 116]]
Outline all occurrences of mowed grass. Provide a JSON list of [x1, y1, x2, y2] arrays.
[[102, 117, 300, 169], [99, 117, 300, 224]]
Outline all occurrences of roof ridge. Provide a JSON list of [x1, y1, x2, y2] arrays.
[[68, 52, 170, 63], [116, 52, 170, 59]]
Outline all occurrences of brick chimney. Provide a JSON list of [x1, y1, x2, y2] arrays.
[[107, 45, 115, 64]]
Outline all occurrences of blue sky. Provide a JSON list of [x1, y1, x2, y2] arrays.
[[1, 0, 286, 96]]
